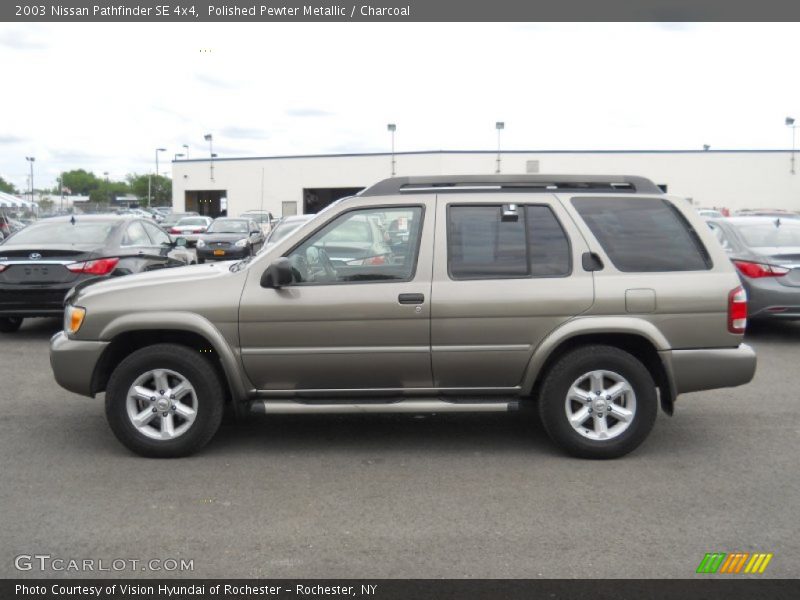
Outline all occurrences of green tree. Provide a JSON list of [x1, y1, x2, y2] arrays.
[[126, 173, 172, 206], [60, 169, 102, 196], [0, 176, 17, 195]]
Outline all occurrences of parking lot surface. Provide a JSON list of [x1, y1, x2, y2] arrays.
[[1, 318, 798, 578]]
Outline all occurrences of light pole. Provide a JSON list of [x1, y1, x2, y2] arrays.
[[495, 122, 504, 174], [182, 144, 189, 159], [25, 156, 35, 204], [174, 153, 184, 161], [154, 148, 166, 206], [103, 171, 110, 206], [387, 123, 396, 176], [786, 117, 796, 174], [204, 134, 214, 180]]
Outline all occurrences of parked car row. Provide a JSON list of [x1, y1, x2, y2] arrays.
[[0, 214, 194, 333]]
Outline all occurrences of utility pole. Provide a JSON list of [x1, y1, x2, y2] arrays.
[[204, 134, 214, 181], [495, 122, 504, 174]]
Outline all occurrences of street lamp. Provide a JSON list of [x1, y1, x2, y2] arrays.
[[154, 148, 166, 207], [174, 153, 185, 161], [103, 171, 110, 205], [182, 144, 189, 159], [204, 134, 214, 180], [25, 156, 35, 204], [786, 117, 796, 174], [387, 123, 396, 176], [495, 122, 505, 174]]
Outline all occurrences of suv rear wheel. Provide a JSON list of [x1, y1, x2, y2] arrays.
[[538, 345, 657, 459], [105, 344, 224, 458], [0, 317, 23, 333]]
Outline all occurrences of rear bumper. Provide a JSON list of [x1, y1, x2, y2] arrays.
[[49, 331, 109, 397], [660, 344, 757, 396], [0, 285, 73, 317]]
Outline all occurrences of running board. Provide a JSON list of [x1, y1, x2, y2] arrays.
[[250, 399, 518, 415]]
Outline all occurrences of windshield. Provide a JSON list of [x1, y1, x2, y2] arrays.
[[3, 220, 116, 245], [177, 217, 208, 227], [269, 219, 308, 243], [207, 219, 248, 234], [735, 221, 800, 248]]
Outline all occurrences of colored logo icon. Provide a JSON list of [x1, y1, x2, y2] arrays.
[[696, 552, 773, 574]]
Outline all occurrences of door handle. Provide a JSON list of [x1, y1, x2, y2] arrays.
[[398, 293, 425, 305]]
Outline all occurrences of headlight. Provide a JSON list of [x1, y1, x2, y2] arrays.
[[65, 305, 86, 335], [235, 239, 248, 247], [196, 239, 205, 248]]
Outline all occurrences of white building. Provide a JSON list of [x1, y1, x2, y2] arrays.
[[172, 149, 800, 218]]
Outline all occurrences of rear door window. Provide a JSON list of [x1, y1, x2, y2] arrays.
[[447, 205, 571, 279], [572, 197, 711, 272]]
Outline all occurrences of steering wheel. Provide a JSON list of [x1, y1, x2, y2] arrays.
[[289, 254, 309, 282], [317, 247, 337, 279]]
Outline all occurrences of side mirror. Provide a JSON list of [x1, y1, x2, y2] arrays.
[[174, 237, 188, 247], [260, 257, 293, 288]]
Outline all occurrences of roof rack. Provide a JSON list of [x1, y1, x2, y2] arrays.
[[359, 174, 662, 196]]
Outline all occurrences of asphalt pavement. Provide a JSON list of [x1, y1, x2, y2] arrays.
[[1, 318, 798, 578]]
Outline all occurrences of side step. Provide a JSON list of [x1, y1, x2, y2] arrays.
[[250, 399, 518, 415]]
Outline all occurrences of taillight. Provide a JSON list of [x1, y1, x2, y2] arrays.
[[169, 227, 180, 234], [732, 260, 790, 278], [365, 255, 386, 266], [0, 264, 7, 273], [728, 286, 748, 334], [66, 257, 120, 275], [192, 228, 204, 233]]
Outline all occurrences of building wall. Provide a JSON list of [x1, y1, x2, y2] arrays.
[[172, 150, 800, 217]]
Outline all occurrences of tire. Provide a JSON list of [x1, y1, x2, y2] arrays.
[[538, 345, 657, 459], [0, 317, 23, 333], [197, 257, 205, 264], [105, 343, 225, 458]]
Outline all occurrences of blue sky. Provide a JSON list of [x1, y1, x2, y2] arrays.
[[1, 22, 799, 190]]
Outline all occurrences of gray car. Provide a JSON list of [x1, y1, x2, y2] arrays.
[[707, 216, 800, 320], [49, 175, 756, 459]]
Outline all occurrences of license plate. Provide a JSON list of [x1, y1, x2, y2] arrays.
[[213, 249, 225, 256]]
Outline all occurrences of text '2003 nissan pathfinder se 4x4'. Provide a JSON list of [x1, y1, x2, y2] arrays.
[[49, 175, 756, 459]]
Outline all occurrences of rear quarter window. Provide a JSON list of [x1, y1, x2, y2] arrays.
[[572, 197, 711, 272]]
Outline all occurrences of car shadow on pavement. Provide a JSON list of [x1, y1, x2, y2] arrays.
[[208, 411, 562, 457], [744, 319, 800, 344], [9, 317, 62, 339]]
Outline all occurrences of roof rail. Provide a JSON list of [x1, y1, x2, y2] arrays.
[[359, 174, 662, 196]]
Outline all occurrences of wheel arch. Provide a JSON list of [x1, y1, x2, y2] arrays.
[[523, 319, 676, 415], [91, 314, 251, 405]]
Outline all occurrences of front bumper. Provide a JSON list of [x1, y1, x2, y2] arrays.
[[49, 331, 109, 397], [660, 343, 757, 396], [197, 246, 249, 261]]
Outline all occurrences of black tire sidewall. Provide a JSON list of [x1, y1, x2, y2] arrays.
[[105, 344, 224, 458], [539, 346, 657, 459], [0, 317, 23, 333]]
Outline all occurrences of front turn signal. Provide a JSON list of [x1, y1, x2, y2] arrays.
[[65, 306, 86, 335]]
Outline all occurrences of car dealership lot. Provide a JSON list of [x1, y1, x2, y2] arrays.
[[1, 318, 798, 579]]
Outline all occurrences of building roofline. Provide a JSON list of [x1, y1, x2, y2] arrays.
[[173, 148, 798, 163]]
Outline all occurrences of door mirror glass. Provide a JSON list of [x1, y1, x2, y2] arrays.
[[261, 257, 293, 288]]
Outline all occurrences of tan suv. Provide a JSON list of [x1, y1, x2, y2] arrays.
[[49, 175, 756, 459]]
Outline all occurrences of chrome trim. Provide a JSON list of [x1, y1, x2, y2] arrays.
[[0, 260, 76, 265], [241, 346, 430, 355], [252, 399, 514, 415], [432, 344, 531, 352], [254, 386, 521, 397]]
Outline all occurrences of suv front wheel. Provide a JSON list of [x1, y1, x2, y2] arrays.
[[105, 344, 224, 458], [538, 345, 657, 459]]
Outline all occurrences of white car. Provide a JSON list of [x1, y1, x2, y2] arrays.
[[168, 216, 213, 246]]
